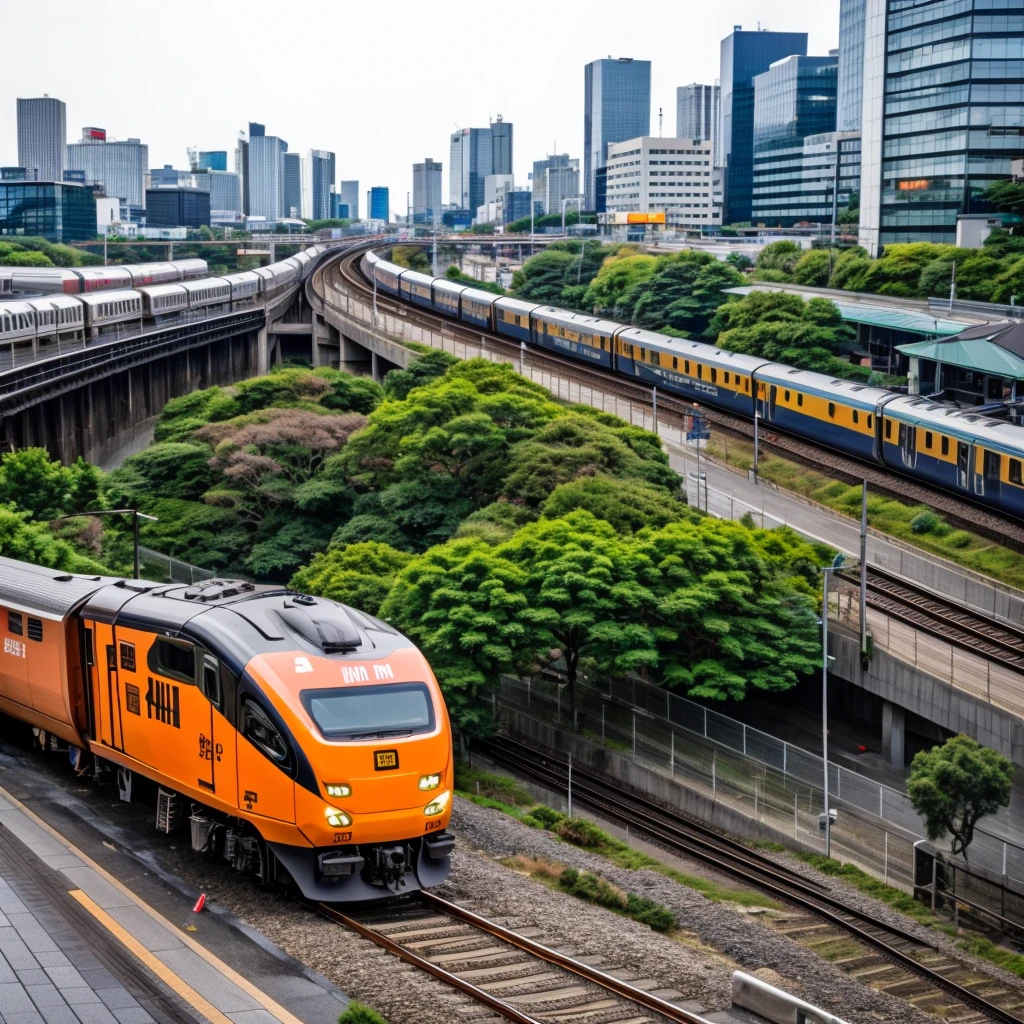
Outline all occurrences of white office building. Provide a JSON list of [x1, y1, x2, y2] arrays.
[[66, 131, 148, 208], [603, 136, 719, 226]]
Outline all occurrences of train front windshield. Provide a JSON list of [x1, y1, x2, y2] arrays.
[[302, 682, 435, 740]]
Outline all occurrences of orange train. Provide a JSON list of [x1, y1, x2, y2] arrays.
[[0, 556, 455, 901]]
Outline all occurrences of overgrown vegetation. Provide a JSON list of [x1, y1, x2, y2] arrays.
[[337, 1002, 390, 1024], [0, 237, 101, 267], [444, 264, 504, 294]]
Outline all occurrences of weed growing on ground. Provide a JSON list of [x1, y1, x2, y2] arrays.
[[956, 935, 1024, 978], [454, 763, 534, 806], [338, 1003, 389, 1024]]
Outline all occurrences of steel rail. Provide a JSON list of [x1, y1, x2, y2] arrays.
[[483, 739, 1024, 1024]]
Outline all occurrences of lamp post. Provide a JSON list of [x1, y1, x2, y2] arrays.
[[53, 507, 159, 579]]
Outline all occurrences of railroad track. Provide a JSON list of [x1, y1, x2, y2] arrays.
[[841, 566, 1024, 670], [482, 737, 1024, 1024], [317, 891, 712, 1024], [319, 244, 1024, 551]]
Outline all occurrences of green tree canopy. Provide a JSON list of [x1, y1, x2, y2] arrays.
[[539, 475, 688, 533], [982, 180, 1024, 220], [907, 735, 1013, 860], [0, 449, 101, 520], [791, 249, 835, 287], [382, 348, 460, 401], [391, 245, 432, 273], [289, 541, 414, 616], [755, 240, 804, 275], [582, 250, 656, 312]]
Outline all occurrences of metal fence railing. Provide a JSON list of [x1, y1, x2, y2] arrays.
[[138, 546, 222, 585], [498, 674, 1024, 902]]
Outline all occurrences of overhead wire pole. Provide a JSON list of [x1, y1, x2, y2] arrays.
[[860, 481, 869, 659], [52, 507, 159, 579]]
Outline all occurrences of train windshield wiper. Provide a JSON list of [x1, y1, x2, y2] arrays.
[[348, 729, 414, 739]]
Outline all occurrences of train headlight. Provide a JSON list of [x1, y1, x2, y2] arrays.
[[418, 773, 441, 791], [325, 807, 352, 828], [325, 783, 352, 798], [423, 790, 450, 817]]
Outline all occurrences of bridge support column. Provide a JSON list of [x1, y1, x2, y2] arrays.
[[881, 700, 905, 768], [257, 323, 270, 375]]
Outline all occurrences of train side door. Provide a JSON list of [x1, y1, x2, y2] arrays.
[[196, 653, 238, 801], [767, 384, 778, 422], [899, 423, 917, 468], [957, 441, 970, 489], [983, 449, 1001, 502], [85, 620, 123, 752], [973, 445, 986, 496], [236, 696, 296, 824]]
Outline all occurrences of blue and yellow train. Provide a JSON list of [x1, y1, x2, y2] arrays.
[[362, 251, 1024, 520]]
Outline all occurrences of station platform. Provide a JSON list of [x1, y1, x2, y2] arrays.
[[0, 780, 346, 1024]]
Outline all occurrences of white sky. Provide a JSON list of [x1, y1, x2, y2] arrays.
[[1, 0, 840, 218]]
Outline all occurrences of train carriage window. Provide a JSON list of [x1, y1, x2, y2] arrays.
[[828, 403, 836, 418], [724, 371, 730, 384], [925, 431, 933, 449], [797, 394, 803, 407], [885, 420, 892, 439], [685, 360, 690, 373], [640, 348, 647, 362], [784, 390, 790, 402], [853, 410, 859, 424], [201, 655, 222, 709], [119, 641, 135, 671], [148, 638, 196, 685], [941, 436, 949, 456], [8, 612, 22, 636], [744, 378, 750, 392], [710, 368, 717, 383], [867, 414, 873, 428], [652, 352, 660, 367], [1012, 459, 1023, 485], [240, 698, 291, 768], [672, 357, 678, 370], [698, 364, 703, 379], [985, 450, 1001, 480], [27, 618, 42, 643]]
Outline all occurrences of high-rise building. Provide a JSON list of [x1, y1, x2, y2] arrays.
[[145, 188, 211, 228], [836, 0, 866, 133], [490, 116, 513, 175], [531, 154, 574, 215], [195, 170, 242, 219], [676, 84, 720, 163], [235, 135, 249, 215], [66, 130, 148, 208], [244, 124, 287, 221], [197, 151, 227, 172], [583, 58, 651, 210], [301, 149, 336, 221], [369, 186, 389, 222], [720, 26, 808, 224], [751, 55, 846, 226], [282, 152, 302, 219], [859, 0, 1022, 253], [503, 190, 533, 224], [449, 121, 513, 213], [340, 180, 359, 221], [545, 162, 581, 216], [0, 180, 95, 243], [413, 157, 443, 223], [149, 165, 195, 188], [603, 137, 719, 227], [16, 96, 66, 183]]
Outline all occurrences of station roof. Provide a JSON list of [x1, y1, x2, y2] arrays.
[[897, 320, 1024, 378], [726, 286, 965, 337]]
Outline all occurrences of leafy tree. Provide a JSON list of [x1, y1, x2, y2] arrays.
[[582, 249, 655, 312], [444, 265, 504, 294], [918, 251, 1000, 301], [626, 251, 743, 337], [859, 242, 956, 297], [982, 180, 1024, 221], [0, 505, 109, 574], [709, 292, 866, 381], [511, 248, 576, 303], [981, 227, 1024, 260], [726, 252, 754, 272], [455, 501, 537, 544], [391, 245, 432, 273], [0, 449, 101, 520], [755, 240, 804, 276], [989, 254, 1024, 304], [471, 223, 496, 234], [791, 249, 836, 287], [107, 443, 216, 502], [827, 246, 873, 291], [382, 348, 460, 401], [907, 735, 1013, 861], [290, 542, 413, 615], [0, 247, 52, 267], [540, 475, 689, 533]]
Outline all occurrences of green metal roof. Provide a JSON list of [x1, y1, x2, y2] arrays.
[[896, 338, 1024, 377], [726, 286, 964, 336]]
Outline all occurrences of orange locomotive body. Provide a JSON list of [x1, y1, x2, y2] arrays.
[[0, 557, 455, 900]]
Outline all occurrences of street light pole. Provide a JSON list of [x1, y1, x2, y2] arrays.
[[52, 507, 159, 579], [821, 552, 851, 858]]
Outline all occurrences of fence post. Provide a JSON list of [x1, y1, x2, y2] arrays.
[[743, 723, 747, 755], [880, 786, 884, 818], [783, 741, 787, 776], [712, 749, 717, 801], [670, 730, 675, 777], [794, 793, 799, 839], [601, 703, 605, 743], [632, 711, 636, 756], [884, 832, 889, 886]]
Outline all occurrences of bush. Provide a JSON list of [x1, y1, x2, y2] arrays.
[[557, 817, 608, 848], [625, 894, 676, 932], [338, 1003, 389, 1024], [530, 806, 567, 829], [911, 511, 941, 535], [558, 867, 676, 931], [946, 530, 974, 549]]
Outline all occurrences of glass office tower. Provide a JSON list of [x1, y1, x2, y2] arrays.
[[282, 152, 302, 219], [837, 0, 867, 132], [583, 57, 651, 210], [860, 0, 1024, 253], [676, 84, 720, 164], [17, 97, 66, 183], [340, 181, 359, 221], [720, 28, 808, 224], [0, 181, 95, 242], [369, 186, 389, 221], [413, 158, 443, 223]]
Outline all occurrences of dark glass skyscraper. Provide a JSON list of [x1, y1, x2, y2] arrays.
[[369, 186, 389, 222], [0, 181, 95, 243], [583, 58, 651, 210], [860, 0, 1024, 252], [282, 152, 302, 219], [720, 27, 808, 223]]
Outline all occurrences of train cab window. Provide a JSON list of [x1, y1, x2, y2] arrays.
[[941, 436, 949, 456], [240, 698, 291, 767], [201, 655, 222, 709], [7, 612, 22, 636], [27, 618, 42, 642], [119, 641, 135, 672], [828, 403, 836, 419], [1012, 459, 1023, 485], [925, 431, 933, 449], [148, 638, 195, 685]]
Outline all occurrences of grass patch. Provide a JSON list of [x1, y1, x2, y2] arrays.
[[338, 1003, 390, 1024], [454, 763, 534, 807], [794, 852, 940, 927], [503, 855, 675, 932], [956, 935, 1024, 979], [702, 438, 1024, 591]]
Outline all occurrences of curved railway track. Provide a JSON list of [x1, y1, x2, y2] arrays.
[[317, 891, 712, 1024], [482, 737, 1024, 1024], [318, 244, 1024, 551]]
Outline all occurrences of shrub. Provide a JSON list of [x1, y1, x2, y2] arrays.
[[625, 894, 676, 932], [557, 817, 608, 848], [946, 530, 973, 549], [911, 511, 941, 535], [339, 1003, 389, 1024], [530, 806, 567, 829]]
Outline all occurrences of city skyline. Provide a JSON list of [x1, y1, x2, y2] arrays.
[[0, 0, 839, 218]]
